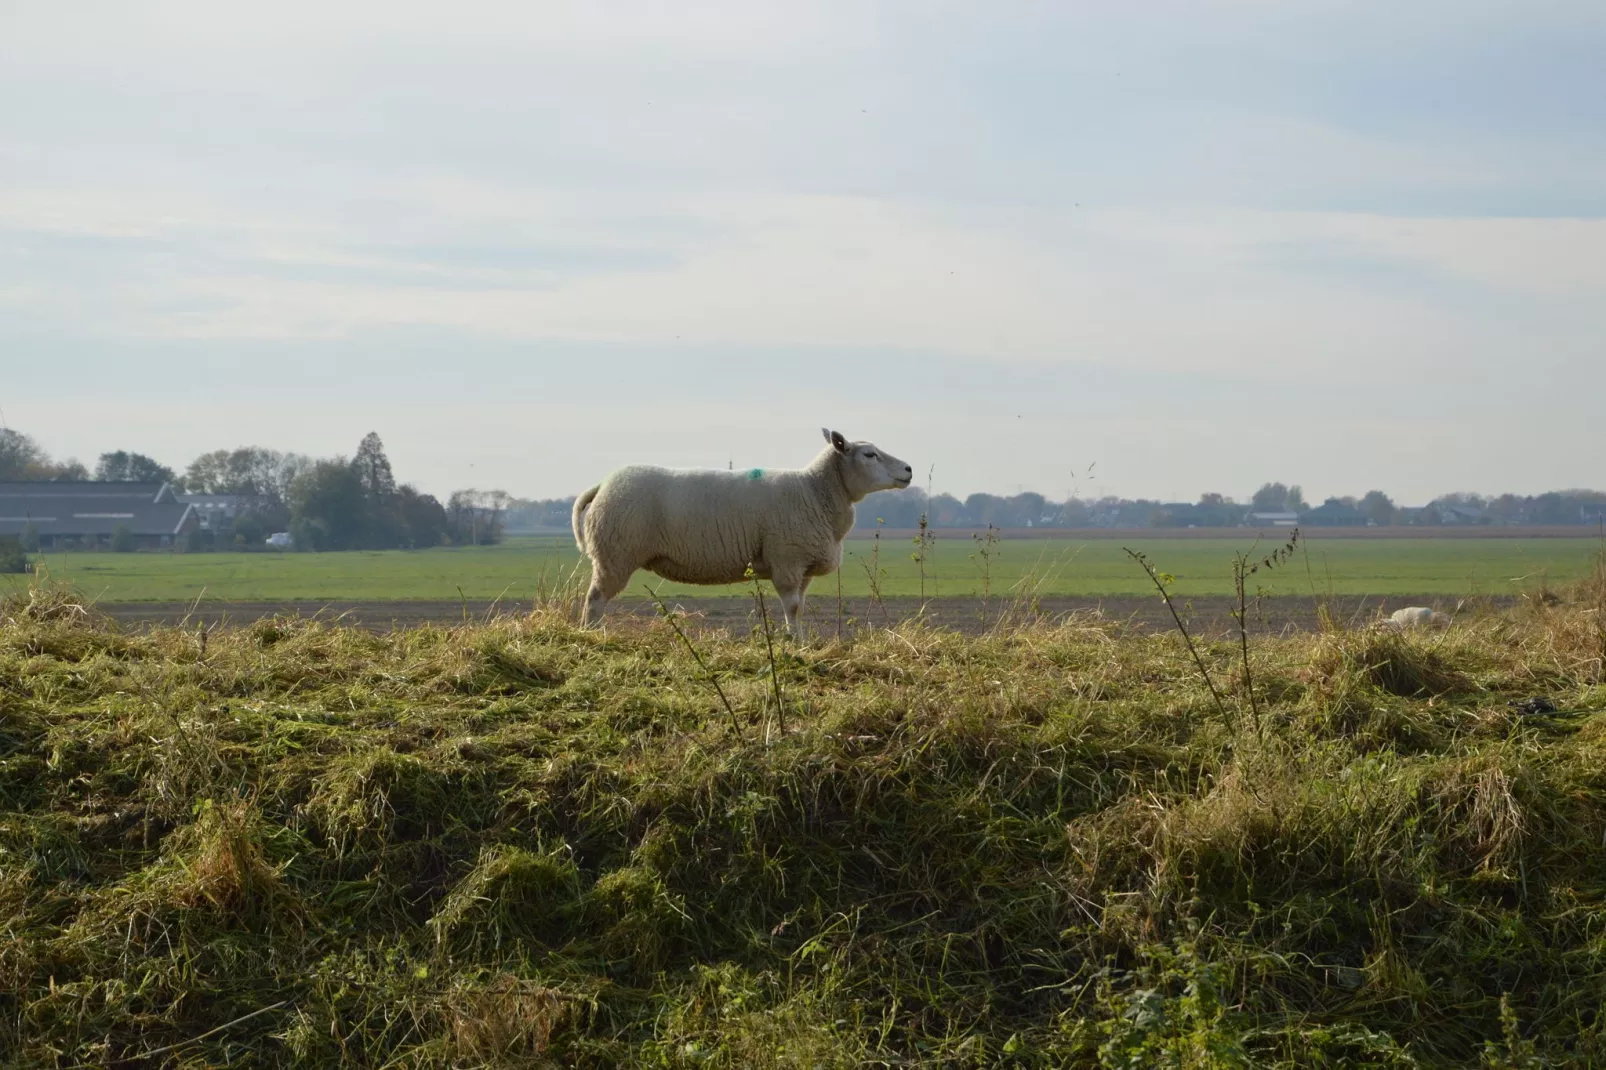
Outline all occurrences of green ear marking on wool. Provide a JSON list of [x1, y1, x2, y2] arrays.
[[748, 468, 764, 480]]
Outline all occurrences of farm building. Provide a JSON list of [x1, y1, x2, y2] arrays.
[[0, 482, 197, 549], [177, 492, 263, 532], [1434, 502, 1489, 525], [1299, 498, 1368, 527], [1245, 510, 1300, 527]]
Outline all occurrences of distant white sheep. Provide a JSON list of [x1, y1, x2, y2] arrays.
[[1377, 606, 1452, 632], [573, 429, 914, 637]]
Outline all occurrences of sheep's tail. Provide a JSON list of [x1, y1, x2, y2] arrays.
[[572, 485, 600, 555]]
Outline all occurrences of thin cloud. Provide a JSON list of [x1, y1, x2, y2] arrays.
[[1, 0, 1601, 504]]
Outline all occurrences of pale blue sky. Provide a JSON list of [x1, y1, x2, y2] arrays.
[[2, 1, 1602, 504]]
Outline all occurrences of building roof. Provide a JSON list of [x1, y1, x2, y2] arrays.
[[178, 493, 261, 506], [0, 480, 177, 501], [1301, 498, 1368, 525], [1435, 503, 1488, 523], [0, 481, 193, 537]]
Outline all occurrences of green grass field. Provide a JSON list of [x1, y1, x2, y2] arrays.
[[10, 534, 1601, 603]]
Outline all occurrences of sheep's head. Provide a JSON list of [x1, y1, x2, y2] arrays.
[[822, 428, 913, 501]]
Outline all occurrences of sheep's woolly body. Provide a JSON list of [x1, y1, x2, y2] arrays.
[[577, 462, 853, 586], [574, 430, 912, 636]]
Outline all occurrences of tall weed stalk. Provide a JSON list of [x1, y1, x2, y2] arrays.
[[861, 519, 891, 628], [970, 523, 1000, 621], [912, 510, 934, 603], [1231, 529, 1300, 737], [911, 466, 937, 603]]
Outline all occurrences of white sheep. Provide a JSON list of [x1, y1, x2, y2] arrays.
[[573, 429, 914, 638], [1377, 606, 1452, 632]]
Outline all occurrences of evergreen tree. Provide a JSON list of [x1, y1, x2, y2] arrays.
[[352, 432, 397, 499], [351, 432, 403, 547]]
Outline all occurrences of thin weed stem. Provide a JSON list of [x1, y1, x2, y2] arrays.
[[747, 566, 786, 734], [970, 523, 1000, 624], [863, 520, 891, 628], [1123, 546, 1231, 726], [1232, 552, 1260, 738], [913, 511, 932, 603], [836, 565, 844, 643], [1231, 529, 1300, 739], [644, 585, 741, 733], [912, 466, 937, 603]]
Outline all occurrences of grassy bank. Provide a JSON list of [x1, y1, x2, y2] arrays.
[[10, 533, 1601, 603], [3, 568, 1606, 1066]]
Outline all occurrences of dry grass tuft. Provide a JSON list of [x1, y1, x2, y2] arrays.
[[0, 577, 100, 625], [429, 843, 582, 955], [165, 798, 300, 927], [447, 972, 572, 1061], [1310, 627, 1473, 698]]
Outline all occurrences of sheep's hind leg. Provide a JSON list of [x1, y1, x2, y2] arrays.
[[581, 564, 630, 628]]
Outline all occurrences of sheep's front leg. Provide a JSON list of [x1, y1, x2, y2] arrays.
[[772, 572, 810, 640]]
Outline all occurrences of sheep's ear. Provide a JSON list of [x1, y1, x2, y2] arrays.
[[828, 430, 848, 453]]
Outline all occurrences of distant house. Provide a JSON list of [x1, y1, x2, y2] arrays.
[[1395, 506, 1435, 526], [0, 482, 196, 549], [1156, 502, 1202, 527], [1300, 498, 1368, 527], [1245, 511, 1300, 528], [1435, 502, 1488, 525], [266, 532, 293, 549], [177, 493, 262, 532]]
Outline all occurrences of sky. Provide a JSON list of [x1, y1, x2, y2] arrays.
[[2, 1, 1603, 506]]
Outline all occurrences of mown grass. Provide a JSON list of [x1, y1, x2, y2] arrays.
[[11, 534, 1601, 603], [3, 560, 1606, 1067]]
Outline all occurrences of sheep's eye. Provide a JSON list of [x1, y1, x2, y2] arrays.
[[863, 451, 877, 459]]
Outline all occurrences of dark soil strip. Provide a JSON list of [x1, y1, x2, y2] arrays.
[[95, 594, 1510, 636]]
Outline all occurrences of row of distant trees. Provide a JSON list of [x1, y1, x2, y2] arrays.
[[849, 483, 1606, 529], [504, 481, 1606, 532], [6, 428, 1602, 539], [847, 483, 1606, 530], [0, 428, 509, 551]]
